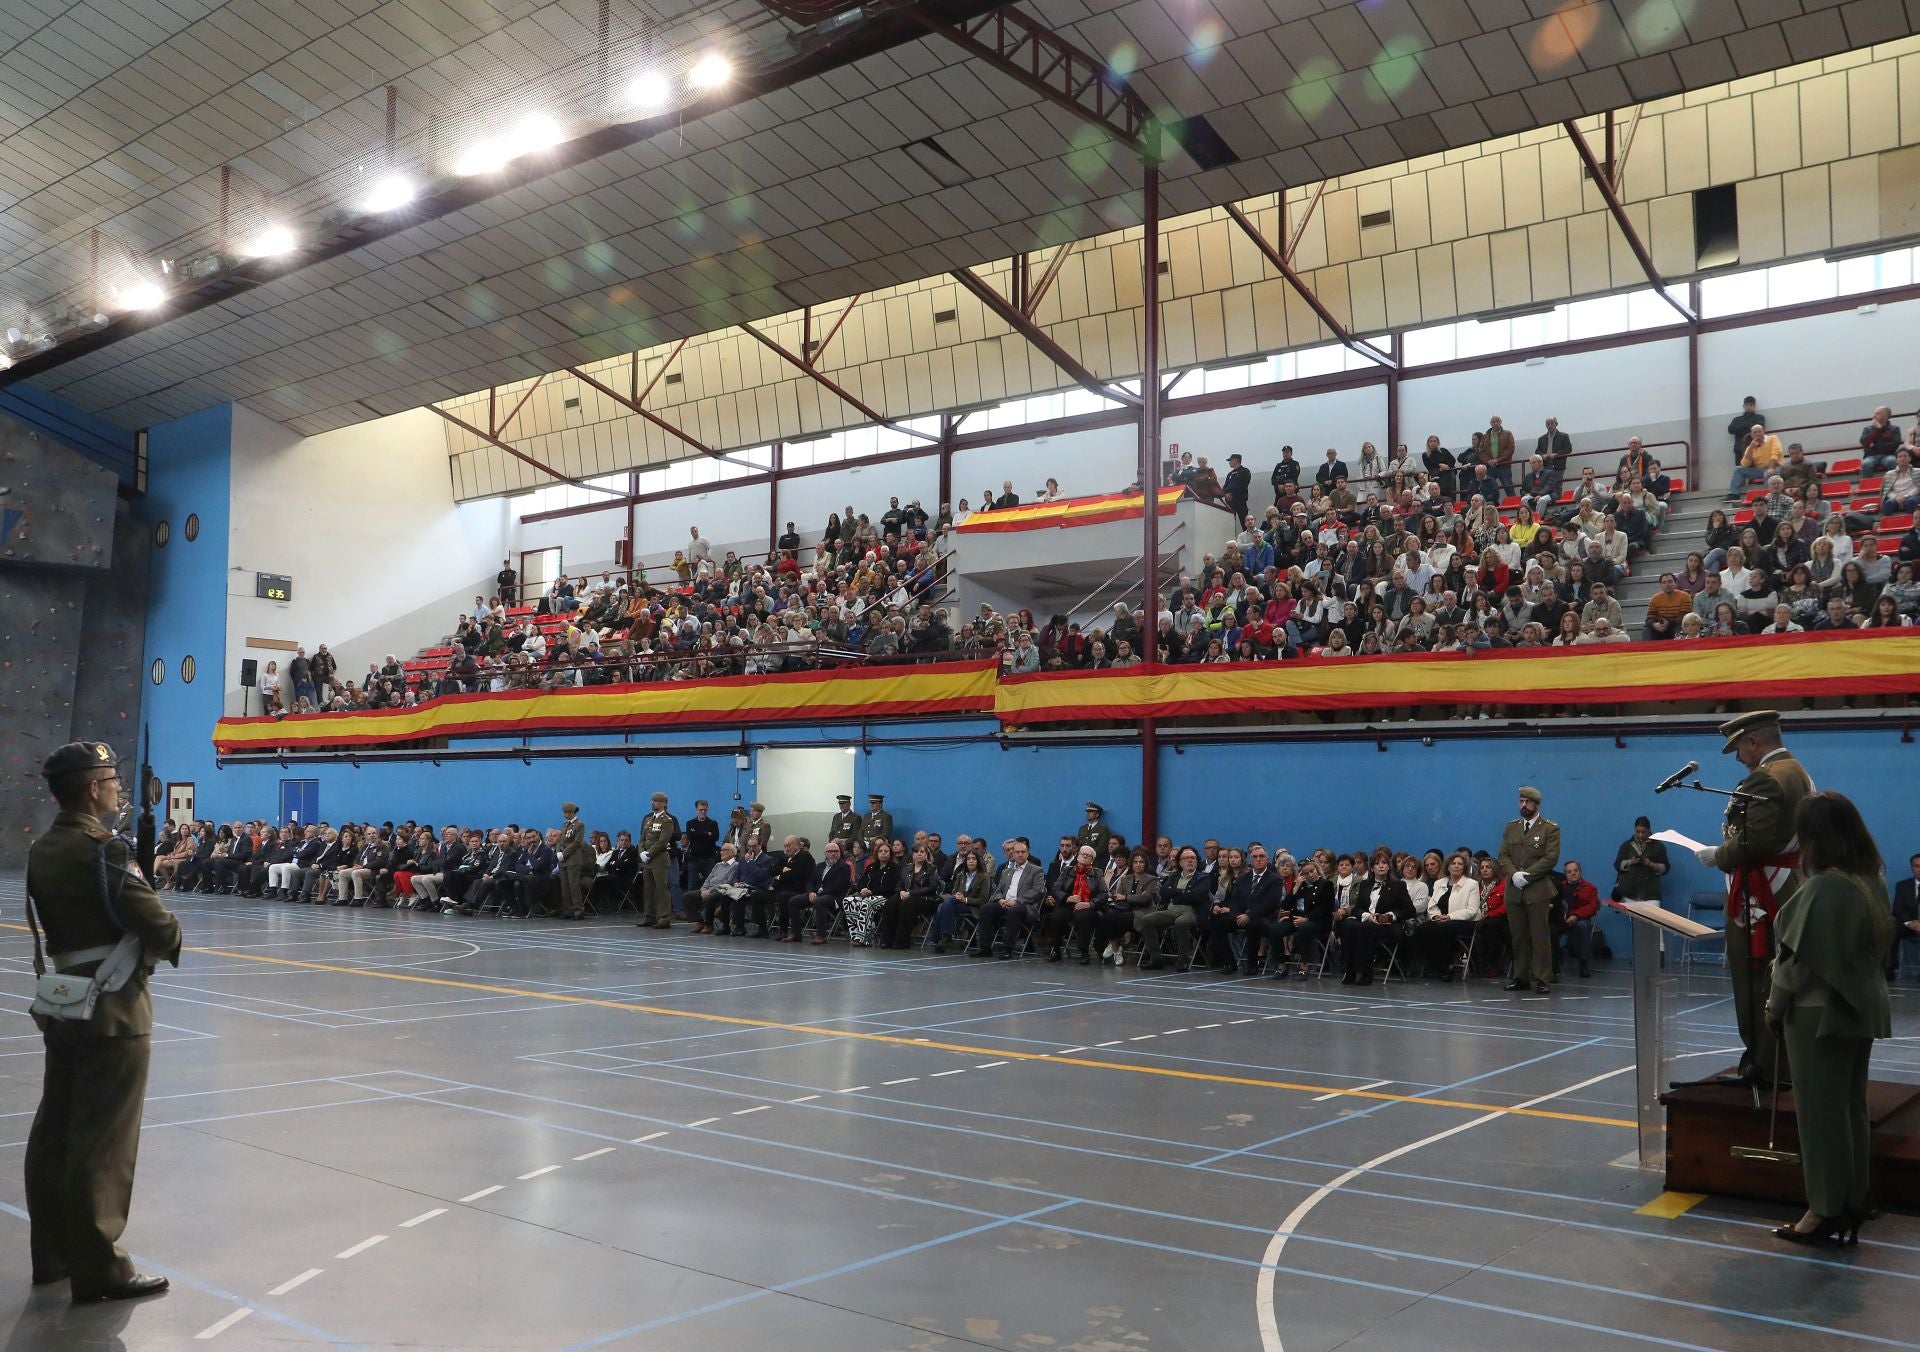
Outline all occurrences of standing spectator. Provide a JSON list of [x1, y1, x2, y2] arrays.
[[1222, 453, 1250, 523], [1536, 417, 1571, 493], [496, 557, 518, 601], [1484, 414, 1516, 491], [1314, 448, 1348, 492], [288, 646, 315, 706], [258, 660, 282, 713], [1728, 396, 1765, 463], [688, 526, 713, 569], [310, 644, 337, 702], [1613, 815, 1669, 911], [1270, 446, 1299, 507]]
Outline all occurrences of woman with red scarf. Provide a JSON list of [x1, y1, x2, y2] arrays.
[[1046, 845, 1108, 964]]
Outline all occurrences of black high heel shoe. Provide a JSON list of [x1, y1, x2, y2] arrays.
[[1772, 1214, 1860, 1248]]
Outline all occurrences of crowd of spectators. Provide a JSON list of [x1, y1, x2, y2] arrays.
[[153, 802, 1685, 987]]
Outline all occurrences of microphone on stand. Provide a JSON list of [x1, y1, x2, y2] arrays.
[[1654, 760, 1700, 794]]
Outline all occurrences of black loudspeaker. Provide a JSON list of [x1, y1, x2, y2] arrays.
[[239, 658, 257, 688]]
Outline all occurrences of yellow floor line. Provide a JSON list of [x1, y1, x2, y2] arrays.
[[5, 922, 1634, 1128], [1635, 1191, 1707, 1219]]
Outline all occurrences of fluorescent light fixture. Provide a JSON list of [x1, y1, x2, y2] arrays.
[[242, 225, 296, 258], [362, 174, 416, 212], [118, 282, 166, 311], [688, 54, 731, 89], [626, 71, 671, 111], [455, 135, 510, 176], [455, 114, 564, 175]]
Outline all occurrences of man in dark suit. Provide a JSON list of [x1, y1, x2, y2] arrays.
[[1269, 446, 1300, 507], [788, 839, 852, 943], [1535, 416, 1572, 494], [681, 799, 720, 896], [1888, 854, 1920, 978], [1222, 453, 1251, 523], [460, 831, 522, 916], [974, 838, 1047, 958], [1211, 844, 1284, 974], [768, 835, 814, 938], [1314, 448, 1348, 492], [512, 829, 560, 917]]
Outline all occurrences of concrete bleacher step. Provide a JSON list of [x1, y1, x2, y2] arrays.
[[1615, 490, 1718, 629]]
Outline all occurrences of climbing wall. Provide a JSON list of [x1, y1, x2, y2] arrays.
[[0, 418, 143, 868]]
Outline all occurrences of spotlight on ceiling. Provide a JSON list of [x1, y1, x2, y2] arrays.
[[0, 353, 12, 371], [242, 225, 297, 258], [688, 54, 732, 90], [362, 174, 417, 212], [455, 114, 564, 175], [626, 71, 671, 111], [455, 136, 510, 176], [117, 282, 166, 311]]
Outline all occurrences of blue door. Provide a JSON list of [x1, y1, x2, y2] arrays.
[[279, 779, 319, 828]]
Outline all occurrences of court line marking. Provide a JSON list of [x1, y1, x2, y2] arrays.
[[519, 1164, 563, 1179], [574, 1146, 617, 1159], [195, 1307, 253, 1340], [630, 1131, 668, 1143], [787, 1095, 820, 1103], [399, 1208, 447, 1228], [1313, 1078, 1391, 1103], [268, 1268, 324, 1296], [459, 1185, 503, 1201], [335, 1234, 386, 1259], [1256, 1062, 1633, 1352], [684, 1117, 720, 1127], [731, 1106, 769, 1116], [156, 940, 1635, 1129]]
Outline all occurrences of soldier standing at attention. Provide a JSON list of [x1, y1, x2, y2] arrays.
[[828, 794, 861, 848], [637, 793, 677, 929], [1498, 786, 1561, 994], [26, 742, 180, 1304], [1694, 710, 1814, 1088], [1076, 802, 1111, 859], [861, 793, 894, 851], [557, 802, 592, 920]]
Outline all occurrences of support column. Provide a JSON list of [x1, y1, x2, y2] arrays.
[[1687, 281, 1701, 487], [768, 441, 784, 554], [1138, 165, 1161, 848], [1385, 332, 1403, 469], [938, 414, 956, 514]]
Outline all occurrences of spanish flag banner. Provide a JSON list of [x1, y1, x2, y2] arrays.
[[993, 629, 1920, 725], [213, 661, 1000, 752], [955, 488, 1184, 534]]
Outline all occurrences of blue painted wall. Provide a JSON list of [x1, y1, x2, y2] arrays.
[[136, 404, 232, 805]]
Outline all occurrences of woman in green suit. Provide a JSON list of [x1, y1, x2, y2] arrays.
[[1766, 790, 1894, 1246]]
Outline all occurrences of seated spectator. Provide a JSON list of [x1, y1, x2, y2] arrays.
[[1643, 573, 1691, 641], [1728, 422, 1784, 498], [1554, 861, 1601, 978], [1759, 603, 1805, 636], [1861, 405, 1903, 473], [1883, 449, 1920, 514]]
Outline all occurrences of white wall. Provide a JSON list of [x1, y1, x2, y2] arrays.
[[950, 422, 1139, 508], [1698, 298, 1920, 463], [1163, 382, 1387, 469], [1401, 338, 1691, 479], [226, 405, 509, 711], [777, 454, 939, 537]]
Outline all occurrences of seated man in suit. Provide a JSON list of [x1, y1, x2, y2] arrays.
[[510, 829, 560, 917], [974, 838, 1046, 959], [1212, 843, 1284, 975], [766, 836, 815, 938], [727, 840, 776, 937], [1890, 853, 1920, 979], [459, 831, 522, 916], [690, 842, 740, 934], [786, 839, 852, 943]]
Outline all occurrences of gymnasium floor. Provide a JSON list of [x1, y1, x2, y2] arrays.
[[0, 883, 1914, 1352]]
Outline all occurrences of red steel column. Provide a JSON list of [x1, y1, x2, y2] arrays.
[[1138, 165, 1161, 848]]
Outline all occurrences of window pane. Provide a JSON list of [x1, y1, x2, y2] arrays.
[[1401, 325, 1455, 365], [1566, 293, 1629, 339], [1295, 343, 1346, 378], [1766, 258, 1836, 307], [1457, 318, 1511, 358], [1700, 271, 1766, 317], [1627, 288, 1686, 330]]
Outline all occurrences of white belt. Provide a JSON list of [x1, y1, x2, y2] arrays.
[[50, 944, 118, 972]]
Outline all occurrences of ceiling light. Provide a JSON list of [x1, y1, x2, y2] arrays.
[[626, 71, 671, 111], [118, 282, 166, 311], [0, 353, 13, 371], [688, 54, 731, 89], [455, 136, 510, 176], [242, 225, 296, 257], [362, 174, 416, 212], [507, 114, 564, 155]]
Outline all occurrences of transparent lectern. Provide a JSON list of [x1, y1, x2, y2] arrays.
[[1606, 899, 1724, 1170]]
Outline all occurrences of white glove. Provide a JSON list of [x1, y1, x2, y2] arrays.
[[1511, 871, 1529, 888], [1694, 847, 1717, 867], [639, 850, 651, 863]]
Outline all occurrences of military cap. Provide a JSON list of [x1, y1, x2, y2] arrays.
[[1517, 785, 1543, 805], [868, 792, 884, 802], [650, 792, 668, 804], [836, 793, 852, 803], [1719, 709, 1781, 753], [1085, 802, 1103, 814], [561, 801, 579, 814], [43, 741, 118, 778]]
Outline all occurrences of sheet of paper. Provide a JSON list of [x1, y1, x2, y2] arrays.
[[1652, 828, 1712, 854]]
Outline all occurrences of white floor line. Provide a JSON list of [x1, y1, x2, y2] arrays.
[[882, 1077, 918, 1085], [1162, 1028, 1189, 1034], [684, 1117, 720, 1127], [518, 1164, 562, 1179], [195, 1308, 253, 1340], [732, 1105, 769, 1115], [573, 1147, 616, 1160], [399, 1207, 447, 1228], [836, 1086, 869, 1094], [931, 1068, 967, 1077], [267, 1268, 323, 1296], [788, 1094, 820, 1103], [630, 1131, 668, 1143], [1229, 1018, 1255, 1024], [1196, 1023, 1221, 1029], [459, 1185, 503, 1202], [1095, 1040, 1123, 1047], [335, 1234, 387, 1260], [974, 1060, 1008, 1068], [1129, 1035, 1158, 1041], [1255, 1061, 1631, 1352], [1312, 1078, 1392, 1103], [1057, 1046, 1088, 1054]]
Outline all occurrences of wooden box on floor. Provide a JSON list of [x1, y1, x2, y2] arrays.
[[1661, 1079, 1920, 1205]]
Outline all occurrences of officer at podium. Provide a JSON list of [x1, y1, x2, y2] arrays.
[[1694, 710, 1813, 1088]]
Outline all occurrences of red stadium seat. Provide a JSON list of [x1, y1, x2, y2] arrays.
[[1859, 476, 1883, 494], [1880, 513, 1914, 532], [1852, 498, 1881, 513], [1667, 475, 1687, 492], [1733, 509, 1754, 525], [1498, 496, 1520, 510], [1743, 487, 1766, 504], [1821, 481, 1852, 498], [1829, 457, 1862, 476]]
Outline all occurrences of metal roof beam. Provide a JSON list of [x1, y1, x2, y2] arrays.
[[950, 265, 1140, 408], [1222, 203, 1396, 370]]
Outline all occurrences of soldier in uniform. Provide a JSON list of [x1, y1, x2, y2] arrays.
[[1497, 785, 1561, 994], [861, 793, 894, 850], [827, 794, 861, 847], [1694, 710, 1814, 1087], [637, 793, 677, 929], [1076, 802, 1111, 859], [25, 742, 179, 1304], [557, 801, 592, 920]]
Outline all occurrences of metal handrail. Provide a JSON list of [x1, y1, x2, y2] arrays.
[[1729, 409, 1900, 460], [1057, 521, 1188, 620]]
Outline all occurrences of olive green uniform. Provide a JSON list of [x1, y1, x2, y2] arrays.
[[25, 811, 182, 1298], [558, 815, 592, 918], [828, 809, 861, 845], [1497, 812, 1561, 986], [639, 807, 677, 925], [1712, 748, 1813, 1080], [860, 807, 894, 850], [1076, 820, 1111, 858]]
